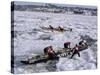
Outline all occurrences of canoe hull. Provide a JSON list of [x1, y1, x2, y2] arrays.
[[21, 56, 59, 64], [21, 45, 88, 64]]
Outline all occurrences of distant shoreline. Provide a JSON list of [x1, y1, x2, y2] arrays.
[[11, 1, 97, 16]]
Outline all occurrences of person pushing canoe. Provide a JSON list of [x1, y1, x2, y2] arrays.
[[71, 44, 80, 59]]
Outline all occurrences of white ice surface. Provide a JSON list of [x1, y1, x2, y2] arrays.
[[13, 11, 97, 73]]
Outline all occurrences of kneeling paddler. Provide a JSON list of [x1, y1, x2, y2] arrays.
[[44, 46, 57, 59]]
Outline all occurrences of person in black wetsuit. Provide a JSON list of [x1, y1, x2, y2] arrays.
[[79, 39, 87, 46], [58, 26, 64, 31], [71, 44, 80, 59], [49, 25, 54, 32], [64, 42, 71, 49]]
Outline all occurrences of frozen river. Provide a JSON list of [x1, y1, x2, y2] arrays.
[[12, 11, 97, 74]]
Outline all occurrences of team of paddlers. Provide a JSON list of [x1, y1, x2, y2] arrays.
[[21, 26, 88, 64], [21, 39, 88, 64], [40, 25, 87, 59], [41, 25, 72, 32], [43, 39, 87, 59]]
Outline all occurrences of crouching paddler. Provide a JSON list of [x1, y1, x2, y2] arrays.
[[79, 39, 87, 47], [64, 42, 71, 49], [49, 25, 54, 32], [58, 26, 64, 32], [63, 42, 71, 55], [44, 46, 57, 59], [71, 44, 80, 59]]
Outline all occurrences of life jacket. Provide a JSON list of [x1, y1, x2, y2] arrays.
[[75, 46, 79, 50], [47, 47, 54, 54], [72, 46, 79, 53]]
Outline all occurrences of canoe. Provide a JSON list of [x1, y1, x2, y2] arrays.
[[40, 26, 71, 32], [21, 44, 88, 64], [21, 55, 59, 64]]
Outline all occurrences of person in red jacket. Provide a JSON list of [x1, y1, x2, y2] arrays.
[[44, 46, 56, 59], [71, 44, 80, 59]]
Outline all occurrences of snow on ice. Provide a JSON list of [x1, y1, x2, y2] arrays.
[[12, 11, 97, 73]]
